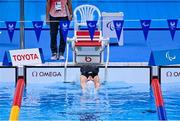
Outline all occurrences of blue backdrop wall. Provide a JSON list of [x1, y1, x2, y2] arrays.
[[0, 0, 180, 26]]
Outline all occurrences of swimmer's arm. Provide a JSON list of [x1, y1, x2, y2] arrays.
[[80, 75, 87, 90], [81, 82, 86, 90], [94, 75, 100, 90]]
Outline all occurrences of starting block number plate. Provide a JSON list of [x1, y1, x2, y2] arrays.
[[76, 55, 101, 63]]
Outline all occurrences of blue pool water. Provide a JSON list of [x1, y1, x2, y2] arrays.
[[161, 83, 180, 120], [21, 82, 157, 120], [0, 82, 180, 120], [0, 83, 14, 120]]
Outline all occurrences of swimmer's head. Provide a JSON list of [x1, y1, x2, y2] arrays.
[[87, 76, 93, 81], [87, 71, 94, 79]]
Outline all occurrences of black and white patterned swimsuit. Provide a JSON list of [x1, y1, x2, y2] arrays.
[[80, 65, 99, 78]]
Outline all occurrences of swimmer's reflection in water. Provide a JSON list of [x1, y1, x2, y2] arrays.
[[80, 64, 100, 91], [79, 112, 100, 121]]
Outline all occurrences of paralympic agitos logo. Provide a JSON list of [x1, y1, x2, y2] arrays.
[[106, 21, 115, 31], [32, 71, 62, 77]]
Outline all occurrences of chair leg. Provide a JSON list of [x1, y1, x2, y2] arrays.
[[73, 52, 75, 64], [101, 51, 104, 64]]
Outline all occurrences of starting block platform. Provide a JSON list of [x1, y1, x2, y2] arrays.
[[18, 62, 151, 85]]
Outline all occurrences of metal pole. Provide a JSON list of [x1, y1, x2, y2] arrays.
[[20, 0, 25, 49]]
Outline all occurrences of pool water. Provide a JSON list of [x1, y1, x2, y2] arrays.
[[161, 83, 180, 120], [1, 81, 180, 120], [20, 82, 157, 120], [0, 83, 14, 120]]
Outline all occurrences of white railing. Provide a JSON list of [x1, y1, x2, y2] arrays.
[[64, 42, 69, 82], [104, 43, 110, 82]]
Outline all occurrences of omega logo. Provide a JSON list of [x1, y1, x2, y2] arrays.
[[32, 71, 62, 77], [166, 71, 180, 77]]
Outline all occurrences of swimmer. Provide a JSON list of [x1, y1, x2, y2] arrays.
[[80, 64, 100, 90]]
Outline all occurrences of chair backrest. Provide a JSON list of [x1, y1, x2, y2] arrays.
[[73, 4, 101, 31]]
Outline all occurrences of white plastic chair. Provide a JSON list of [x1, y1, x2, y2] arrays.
[[73, 4, 101, 31]]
